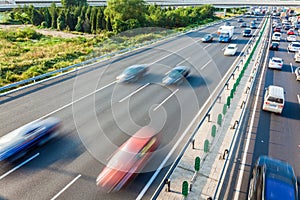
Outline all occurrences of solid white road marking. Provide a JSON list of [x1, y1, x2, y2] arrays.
[[201, 60, 212, 70], [290, 63, 294, 73], [153, 89, 179, 111], [297, 94, 300, 104], [234, 28, 270, 200], [51, 174, 82, 200], [204, 44, 212, 49], [118, 83, 150, 103], [177, 57, 191, 66], [0, 153, 40, 180]]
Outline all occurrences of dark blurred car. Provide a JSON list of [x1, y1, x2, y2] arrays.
[[269, 41, 279, 51], [284, 24, 292, 30], [116, 65, 148, 83], [0, 117, 61, 161], [240, 22, 247, 28], [243, 28, 252, 37], [201, 34, 213, 42], [162, 66, 191, 85], [287, 29, 295, 35], [248, 156, 298, 200], [250, 23, 257, 29], [224, 21, 231, 26], [96, 126, 160, 192], [274, 27, 281, 32], [237, 18, 243, 23]]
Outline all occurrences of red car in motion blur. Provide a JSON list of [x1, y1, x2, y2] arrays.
[[96, 126, 160, 192]]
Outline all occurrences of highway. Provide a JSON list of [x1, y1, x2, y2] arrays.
[[218, 16, 300, 200], [0, 17, 259, 200]]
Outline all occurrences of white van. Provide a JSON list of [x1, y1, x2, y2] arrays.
[[262, 85, 285, 114]]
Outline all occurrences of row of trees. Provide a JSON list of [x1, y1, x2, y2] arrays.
[[9, 0, 216, 34]]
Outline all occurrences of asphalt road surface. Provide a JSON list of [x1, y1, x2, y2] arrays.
[[0, 16, 260, 200]]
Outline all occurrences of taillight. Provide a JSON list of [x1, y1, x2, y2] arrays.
[[278, 105, 284, 108], [265, 102, 270, 105]]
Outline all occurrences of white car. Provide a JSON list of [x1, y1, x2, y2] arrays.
[[224, 44, 238, 56], [295, 67, 300, 81], [288, 42, 300, 52], [272, 32, 281, 41], [294, 50, 300, 62], [268, 57, 283, 70], [286, 35, 297, 42]]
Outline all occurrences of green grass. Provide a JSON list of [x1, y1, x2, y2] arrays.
[[0, 17, 220, 88]]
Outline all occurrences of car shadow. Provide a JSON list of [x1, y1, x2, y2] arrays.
[[3, 132, 84, 171], [281, 101, 300, 120]]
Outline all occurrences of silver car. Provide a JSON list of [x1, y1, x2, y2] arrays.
[[162, 66, 190, 85], [116, 65, 148, 83]]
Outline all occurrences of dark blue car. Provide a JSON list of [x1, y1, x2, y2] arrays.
[[248, 156, 298, 200], [0, 117, 61, 161]]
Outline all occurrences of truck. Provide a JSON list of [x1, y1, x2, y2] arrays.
[[218, 26, 234, 43]]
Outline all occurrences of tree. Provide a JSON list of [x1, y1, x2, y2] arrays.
[[75, 16, 84, 32], [104, 0, 147, 32], [90, 7, 98, 33], [49, 3, 58, 28], [31, 9, 44, 26], [57, 10, 66, 30], [65, 8, 76, 31], [96, 7, 106, 31], [42, 8, 51, 28]]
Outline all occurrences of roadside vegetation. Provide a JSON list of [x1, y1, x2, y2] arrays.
[[0, 0, 219, 87]]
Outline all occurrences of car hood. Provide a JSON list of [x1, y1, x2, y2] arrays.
[[162, 76, 180, 85]]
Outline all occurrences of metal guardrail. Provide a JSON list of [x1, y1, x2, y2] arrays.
[[0, 18, 227, 96], [151, 16, 265, 200]]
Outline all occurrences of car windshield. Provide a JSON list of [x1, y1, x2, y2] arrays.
[[272, 43, 279, 46], [228, 46, 235, 50], [123, 67, 140, 75], [204, 35, 211, 39], [244, 30, 251, 33], [274, 33, 280, 36], [293, 44, 300, 47], [272, 59, 282, 63], [268, 96, 283, 104], [168, 70, 182, 79]]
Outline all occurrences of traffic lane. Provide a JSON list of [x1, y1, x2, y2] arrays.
[[51, 81, 204, 200], [238, 25, 300, 199], [0, 16, 251, 134], [0, 20, 228, 136]]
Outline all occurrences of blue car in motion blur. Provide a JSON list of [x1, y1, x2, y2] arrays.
[[248, 155, 298, 200], [0, 117, 61, 161]]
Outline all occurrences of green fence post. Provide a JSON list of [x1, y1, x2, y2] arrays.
[[204, 140, 209, 153], [217, 114, 222, 126], [182, 181, 189, 197], [222, 104, 227, 115], [212, 125, 217, 137], [194, 157, 200, 172], [227, 96, 231, 107]]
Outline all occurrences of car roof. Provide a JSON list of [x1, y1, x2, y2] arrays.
[[173, 66, 189, 71], [257, 156, 295, 180], [245, 28, 251, 31], [121, 126, 157, 154], [267, 85, 285, 99]]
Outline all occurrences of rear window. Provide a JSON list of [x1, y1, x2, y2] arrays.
[[293, 44, 300, 47], [272, 59, 282, 63], [267, 96, 283, 104]]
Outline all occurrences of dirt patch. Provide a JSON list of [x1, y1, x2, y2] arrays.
[[0, 24, 94, 38]]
